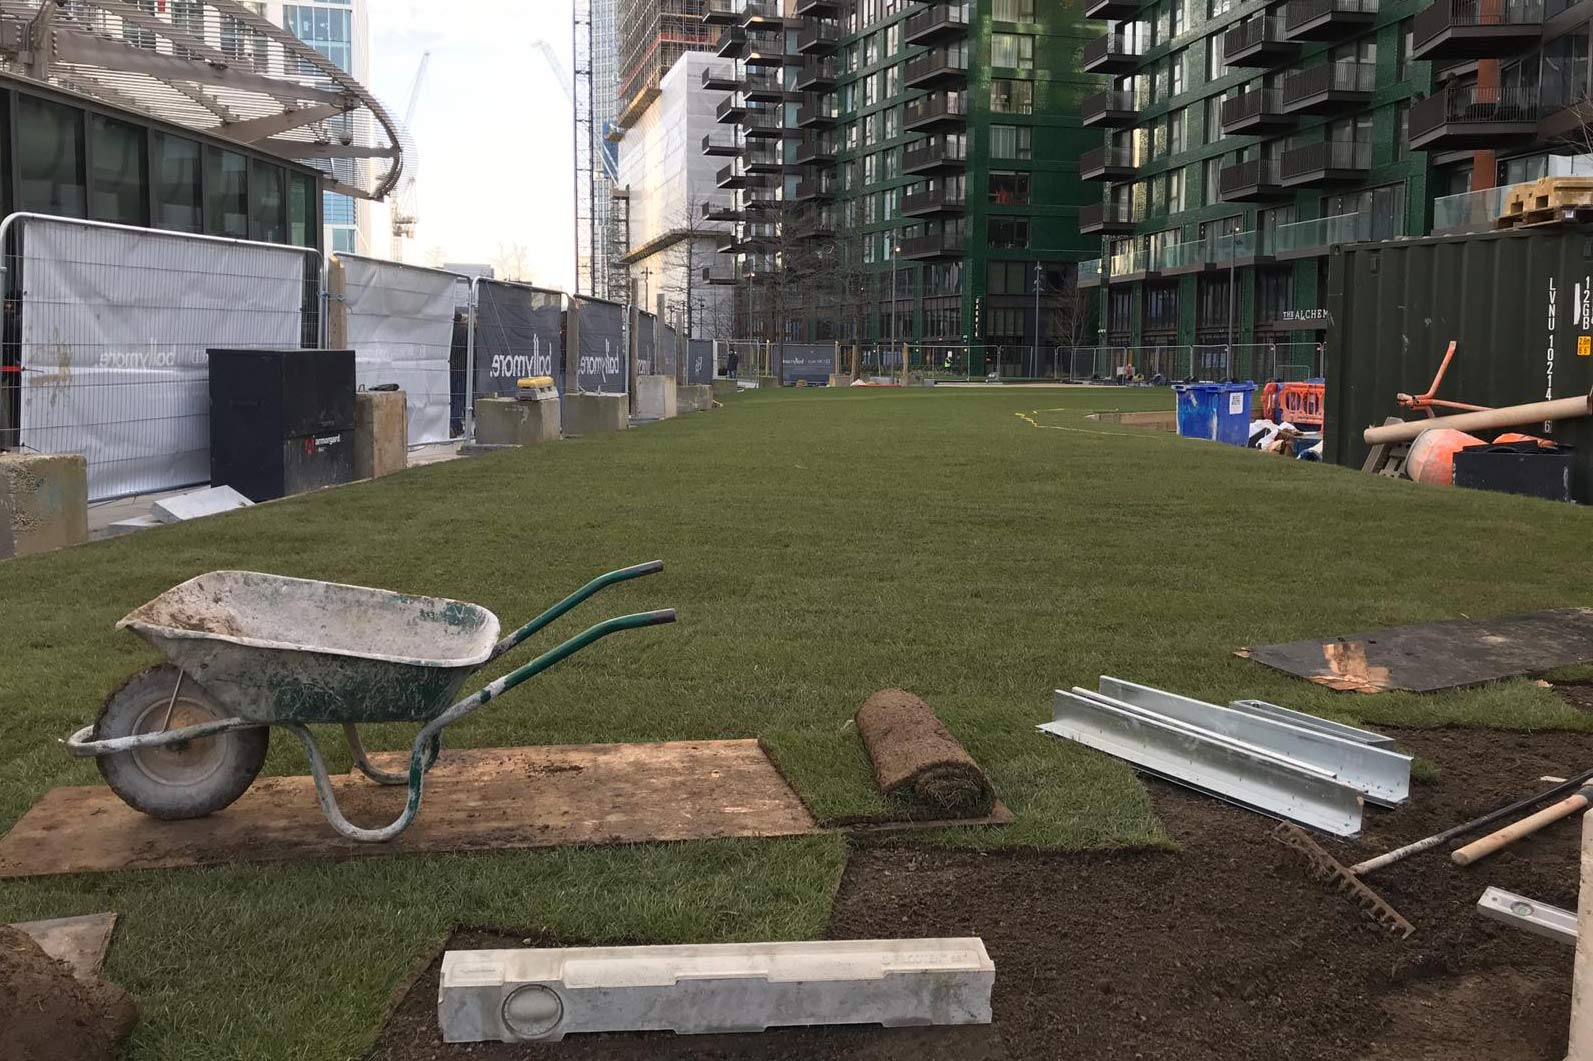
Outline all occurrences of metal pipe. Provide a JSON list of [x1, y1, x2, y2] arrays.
[[1362, 390, 1593, 445]]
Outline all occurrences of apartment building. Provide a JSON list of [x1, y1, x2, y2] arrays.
[[702, 0, 1099, 367]]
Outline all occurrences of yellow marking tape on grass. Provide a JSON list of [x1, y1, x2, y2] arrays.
[[1014, 408, 1169, 438]]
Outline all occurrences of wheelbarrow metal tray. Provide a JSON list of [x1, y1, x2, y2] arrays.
[[117, 571, 501, 725]]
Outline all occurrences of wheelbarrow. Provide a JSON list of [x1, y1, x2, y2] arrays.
[[64, 562, 675, 842]]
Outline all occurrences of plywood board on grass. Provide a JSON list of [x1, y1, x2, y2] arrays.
[[0, 740, 818, 879]]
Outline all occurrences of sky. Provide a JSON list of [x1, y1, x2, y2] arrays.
[[369, 0, 576, 289]]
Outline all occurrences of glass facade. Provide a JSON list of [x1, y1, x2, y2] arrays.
[[282, 0, 360, 254]]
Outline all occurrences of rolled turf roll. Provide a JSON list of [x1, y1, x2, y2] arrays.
[[854, 688, 995, 819]]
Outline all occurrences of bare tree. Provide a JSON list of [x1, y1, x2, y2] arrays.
[[491, 242, 532, 283]]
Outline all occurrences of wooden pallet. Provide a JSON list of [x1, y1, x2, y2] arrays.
[[1498, 176, 1593, 226], [1496, 203, 1593, 230]]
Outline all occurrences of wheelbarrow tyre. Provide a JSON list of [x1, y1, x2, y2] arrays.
[[93, 664, 270, 820]]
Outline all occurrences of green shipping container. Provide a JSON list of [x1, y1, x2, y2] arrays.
[[1325, 225, 1593, 501]]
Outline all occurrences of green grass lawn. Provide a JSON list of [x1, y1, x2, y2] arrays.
[[4, 385, 1592, 1058]]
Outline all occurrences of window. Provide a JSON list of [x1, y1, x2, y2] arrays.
[[987, 260, 1029, 294], [1144, 283, 1179, 333], [290, 173, 317, 247], [1170, 0, 1187, 36], [990, 124, 1032, 159], [205, 147, 249, 238], [1171, 49, 1187, 96], [1168, 167, 1187, 212], [989, 171, 1031, 204], [991, 33, 1034, 69], [1210, 0, 1233, 16], [1204, 156, 1222, 206], [283, 3, 352, 72], [1206, 33, 1227, 80], [1396, 19, 1413, 81], [90, 115, 146, 225], [1168, 108, 1187, 154], [991, 78, 1034, 114], [18, 96, 85, 217], [993, 0, 1035, 18], [989, 218, 1030, 248], [155, 134, 202, 232], [251, 160, 286, 243], [1395, 100, 1411, 160]]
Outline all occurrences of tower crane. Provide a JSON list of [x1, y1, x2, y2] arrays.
[[389, 51, 430, 260]]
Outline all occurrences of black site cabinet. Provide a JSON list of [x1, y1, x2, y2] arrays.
[[208, 349, 356, 502]]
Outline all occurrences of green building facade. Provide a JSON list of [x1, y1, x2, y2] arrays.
[[1080, 0, 1437, 377]]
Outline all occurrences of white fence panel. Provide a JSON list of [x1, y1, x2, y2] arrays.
[[10, 214, 317, 501], [339, 255, 459, 445]]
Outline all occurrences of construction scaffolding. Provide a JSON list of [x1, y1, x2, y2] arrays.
[[616, 0, 712, 128]]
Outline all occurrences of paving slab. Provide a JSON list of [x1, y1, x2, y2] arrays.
[[439, 938, 995, 1043], [7, 913, 117, 978], [151, 485, 253, 523]]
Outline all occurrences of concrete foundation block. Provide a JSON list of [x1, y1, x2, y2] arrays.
[[152, 485, 253, 524], [711, 379, 740, 399], [755, 375, 780, 390], [676, 384, 712, 413], [473, 397, 561, 448], [0, 452, 88, 560], [438, 938, 994, 1044], [634, 375, 678, 421], [563, 394, 629, 436], [354, 391, 409, 479]]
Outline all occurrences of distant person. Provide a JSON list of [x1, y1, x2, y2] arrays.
[[726, 349, 740, 379]]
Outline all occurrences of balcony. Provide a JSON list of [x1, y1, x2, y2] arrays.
[[1272, 211, 1371, 257], [702, 132, 740, 156], [716, 231, 739, 254], [904, 93, 968, 132], [905, 3, 970, 46], [742, 109, 784, 137], [1223, 17, 1301, 66], [1081, 201, 1135, 235], [745, 147, 784, 173], [716, 25, 747, 58], [1281, 61, 1375, 114], [795, 136, 835, 165], [1080, 145, 1138, 181], [790, 205, 836, 237], [742, 71, 786, 102], [1082, 33, 1144, 74], [901, 185, 967, 216], [795, 0, 841, 14], [904, 48, 969, 89], [704, 265, 740, 285], [795, 178, 836, 201], [1107, 242, 1152, 279], [1284, 0, 1378, 40], [899, 232, 967, 260], [797, 20, 840, 54], [1413, 0, 1543, 59], [702, 199, 741, 222], [716, 93, 747, 123], [796, 94, 836, 127], [1086, 0, 1145, 18], [741, 1, 782, 28], [1081, 89, 1138, 127], [1154, 239, 1214, 275], [702, 65, 738, 91], [794, 57, 838, 90], [1219, 158, 1287, 201], [903, 137, 968, 173], [1222, 87, 1295, 134], [1279, 139, 1372, 186], [1210, 229, 1266, 264], [1079, 258, 1103, 288], [703, 0, 739, 24], [1432, 179, 1533, 233], [744, 31, 787, 66], [1409, 81, 1540, 150], [716, 162, 749, 189]]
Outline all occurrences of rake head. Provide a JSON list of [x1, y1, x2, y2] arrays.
[[1274, 823, 1416, 940]]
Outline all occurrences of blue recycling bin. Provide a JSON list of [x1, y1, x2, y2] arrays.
[[1173, 382, 1257, 446]]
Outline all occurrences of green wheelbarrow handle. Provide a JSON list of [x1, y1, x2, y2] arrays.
[[292, 608, 678, 843], [489, 561, 665, 662]]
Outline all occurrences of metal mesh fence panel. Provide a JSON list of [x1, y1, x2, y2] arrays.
[[338, 255, 465, 445], [470, 280, 565, 400], [1, 213, 321, 502]]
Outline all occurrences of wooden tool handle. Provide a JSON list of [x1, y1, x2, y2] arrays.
[[1452, 793, 1590, 866]]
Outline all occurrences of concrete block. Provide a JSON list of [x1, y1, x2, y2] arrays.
[[438, 938, 994, 1043], [755, 375, 780, 390], [711, 379, 740, 399], [0, 452, 87, 560], [634, 375, 678, 421], [473, 397, 561, 447], [152, 486, 252, 524], [676, 384, 712, 413], [354, 391, 408, 479], [562, 393, 629, 436]]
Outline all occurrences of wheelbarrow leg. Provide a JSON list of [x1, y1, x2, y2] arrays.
[[342, 724, 440, 786], [286, 724, 432, 843]]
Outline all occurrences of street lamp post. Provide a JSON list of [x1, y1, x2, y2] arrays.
[[1032, 260, 1043, 380], [890, 239, 901, 375]]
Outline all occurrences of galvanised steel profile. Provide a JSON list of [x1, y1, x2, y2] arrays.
[[1227, 699, 1399, 749], [1040, 687, 1365, 837], [1094, 677, 1412, 807]]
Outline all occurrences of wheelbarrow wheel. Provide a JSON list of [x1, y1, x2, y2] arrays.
[[94, 664, 270, 820]]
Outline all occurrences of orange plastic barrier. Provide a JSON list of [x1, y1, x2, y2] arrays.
[[1278, 382, 1326, 428]]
